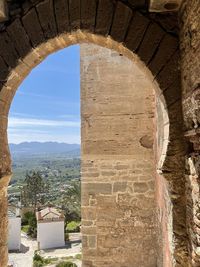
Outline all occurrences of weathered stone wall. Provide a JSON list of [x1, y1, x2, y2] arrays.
[[179, 1, 200, 265], [81, 43, 157, 267]]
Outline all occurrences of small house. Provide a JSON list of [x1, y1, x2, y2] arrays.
[[36, 207, 65, 249], [8, 209, 21, 251]]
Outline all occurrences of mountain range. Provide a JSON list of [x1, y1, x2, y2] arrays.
[[9, 142, 80, 156]]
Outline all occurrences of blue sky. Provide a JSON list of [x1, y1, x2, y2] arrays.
[[8, 45, 80, 144]]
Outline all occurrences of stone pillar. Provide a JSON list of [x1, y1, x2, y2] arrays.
[[179, 0, 200, 265], [81, 44, 158, 267]]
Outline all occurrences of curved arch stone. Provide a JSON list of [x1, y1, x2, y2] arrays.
[[0, 1, 187, 266]]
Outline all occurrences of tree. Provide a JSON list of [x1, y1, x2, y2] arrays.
[[61, 181, 81, 223], [21, 171, 50, 209]]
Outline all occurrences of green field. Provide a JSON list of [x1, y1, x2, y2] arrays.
[[8, 154, 81, 206]]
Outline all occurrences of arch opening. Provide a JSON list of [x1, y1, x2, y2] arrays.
[[0, 29, 185, 267]]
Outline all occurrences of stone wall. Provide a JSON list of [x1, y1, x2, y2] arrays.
[[179, 1, 200, 265], [80, 43, 157, 267]]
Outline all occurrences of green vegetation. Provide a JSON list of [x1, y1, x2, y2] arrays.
[[21, 171, 50, 208], [21, 224, 29, 234], [22, 211, 37, 238], [33, 253, 52, 267], [9, 154, 81, 244], [66, 221, 80, 233], [56, 261, 78, 267], [8, 156, 80, 207], [74, 254, 82, 260]]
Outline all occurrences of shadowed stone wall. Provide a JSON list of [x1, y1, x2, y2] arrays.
[[81, 43, 157, 267], [180, 1, 200, 265]]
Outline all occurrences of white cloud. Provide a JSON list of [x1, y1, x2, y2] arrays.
[[8, 117, 80, 128]]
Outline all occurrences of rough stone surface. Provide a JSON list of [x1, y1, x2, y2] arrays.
[[81, 43, 157, 266], [180, 1, 200, 265]]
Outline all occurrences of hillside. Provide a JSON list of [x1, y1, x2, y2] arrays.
[[9, 142, 80, 157]]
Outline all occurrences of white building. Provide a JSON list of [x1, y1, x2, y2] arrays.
[[36, 207, 65, 250], [8, 210, 21, 251]]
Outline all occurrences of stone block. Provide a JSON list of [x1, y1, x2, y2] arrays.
[[68, 0, 81, 30], [0, 32, 18, 68], [22, 8, 44, 47], [125, 11, 150, 51], [95, 0, 114, 35], [133, 182, 149, 193], [7, 18, 31, 58], [110, 2, 132, 42], [81, 0, 97, 31], [113, 182, 127, 193], [137, 22, 165, 64], [149, 34, 178, 76], [54, 0, 70, 33], [36, 0, 57, 39], [82, 182, 112, 195]]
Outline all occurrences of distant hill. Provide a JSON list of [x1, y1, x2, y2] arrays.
[[9, 142, 80, 157]]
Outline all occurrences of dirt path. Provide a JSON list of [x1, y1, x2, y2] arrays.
[[8, 232, 82, 267], [8, 232, 37, 267]]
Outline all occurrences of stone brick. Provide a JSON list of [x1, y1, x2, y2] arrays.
[[0, 32, 18, 68], [36, 0, 57, 39], [156, 50, 180, 91], [148, 34, 178, 76], [125, 11, 150, 51], [95, 0, 114, 35], [82, 207, 96, 221], [127, 0, 147, 8], [82, 172, 99, 178], [88, 235, 96, 248], [115, 164, 129, 170], [82, 183, 112, 195], [113, 182, 127, 193], [68, 0, 80, 30], [163, 76, 181, 107], [82, 220, 94, 226], [133, 182, 148, 193], [0, 57, 8, 81], [82, 226, 97, 235], [54, 0, 70, 33], [22, 7, 44, 47], [110, 2, 132, 42], [137, 22, 165, 64], [101, 171, 116, 177], [6, 18, 31, 58], [81, 0, 97, 31]]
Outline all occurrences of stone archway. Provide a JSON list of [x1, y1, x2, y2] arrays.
[[0, 1, 187, 266]]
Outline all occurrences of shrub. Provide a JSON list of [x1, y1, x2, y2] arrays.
[[56, 262, 77, 267], [22, 211, 35, 225], [74, 254, 81, 260], [33, 260, 43, 267], [22, 211, 37, 238], [66, 221, 80, 233], [33, 252, 51, 267], [33, 253, 44, 262]]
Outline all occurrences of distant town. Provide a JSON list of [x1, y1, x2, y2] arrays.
[[8, 142, 81, 267]]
